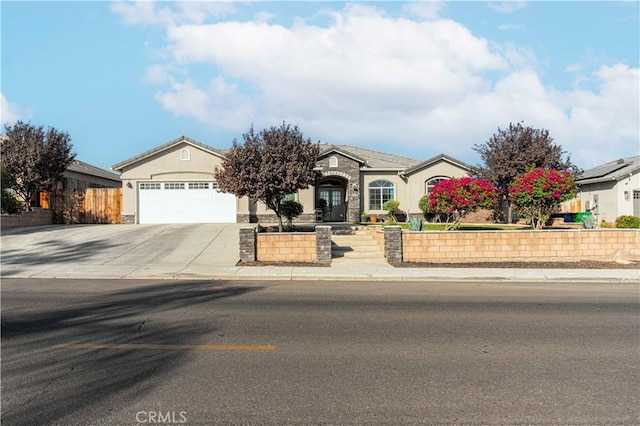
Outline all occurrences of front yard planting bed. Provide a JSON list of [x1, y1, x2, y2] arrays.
[[393, 260, 639, 269]]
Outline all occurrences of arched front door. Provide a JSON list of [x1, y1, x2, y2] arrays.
[[317, 179, 347, 222]]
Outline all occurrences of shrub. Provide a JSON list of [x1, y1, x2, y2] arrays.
[[429, 177, 498, 230], [614, 215, 640, 229], [418, 195, 432, 216], [280, 200, 303, 228], [1, 167, 20, 214], [409, 216, 423, 231], [509, 168, 576, 230], [600, 220, 615, 229], [382, 200, 400, 223], [582, 214, 597, 229]]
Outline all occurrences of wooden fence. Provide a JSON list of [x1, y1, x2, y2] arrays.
[[49, 188, 122, 224], [82, 188, 122, 224]]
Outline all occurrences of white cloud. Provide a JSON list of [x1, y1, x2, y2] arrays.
[[1, 93, 30, 125], [133, 4, 638, 169], [487, 1, 527, 14], [155, 77, 254, 130], [402, 2, 445, 20], [110, 1, 236, 26]]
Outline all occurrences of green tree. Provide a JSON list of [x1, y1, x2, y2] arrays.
[[1, 167, 20, 214], [214, 122, 320, 232], [1, 121, 76, 210], [472, 122, 579, 222]]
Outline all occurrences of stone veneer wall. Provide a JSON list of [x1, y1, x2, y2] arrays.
[[317, 153, 361, 223], [239, 226, 332, 264], [1, 209, 54, 230], [121, 214, 135, 224], [393, 229, 640, 263]]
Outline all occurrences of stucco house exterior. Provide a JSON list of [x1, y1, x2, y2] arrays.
[[111, 136, 472, 224], [574, 155, 640, 222]]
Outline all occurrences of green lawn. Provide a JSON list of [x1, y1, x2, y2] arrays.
[[360, 222, 527, 231]]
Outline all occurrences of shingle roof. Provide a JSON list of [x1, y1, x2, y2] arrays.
[[111, 136, 226, 171], [320, 144, 421, 169], [67, 160, 121, 182], [577, 156, 640, 184]]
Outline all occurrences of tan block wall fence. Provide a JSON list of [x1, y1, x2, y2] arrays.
[[257, 233, 317, 262], [401, 229, 640, 263], [1, 209, 54, 230]]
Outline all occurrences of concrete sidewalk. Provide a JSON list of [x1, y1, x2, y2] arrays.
[[2, 260, 638, 282], [1, 224, 637, 282]]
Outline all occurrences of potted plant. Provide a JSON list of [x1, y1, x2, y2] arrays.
[[361, 212, 370, 222], [370, 214, 378, 223]]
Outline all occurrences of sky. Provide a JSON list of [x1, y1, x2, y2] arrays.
[[2, 1, 639, 173]]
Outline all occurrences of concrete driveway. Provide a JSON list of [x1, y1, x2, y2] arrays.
[[0, 223, 244, 279]]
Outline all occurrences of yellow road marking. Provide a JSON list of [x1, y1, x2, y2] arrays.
[[52, 343, 276, 351]]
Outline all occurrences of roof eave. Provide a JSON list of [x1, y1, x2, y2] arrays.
[[111, 136, 225, 171], [401, 154, 472, 176]]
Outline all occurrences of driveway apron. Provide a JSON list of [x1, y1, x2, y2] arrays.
[[0, 224, 241, 279]]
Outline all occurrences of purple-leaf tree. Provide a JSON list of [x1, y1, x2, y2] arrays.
[[1, 121, 76, 211], [472, 121, 579, 222], [214, 122, 320, 232]]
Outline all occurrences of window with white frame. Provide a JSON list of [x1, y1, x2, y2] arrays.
[[164, 183, 185, 190], [329, 156, 338, 167], [180, 148, 191, 161], [368, 180, 395, 210], [140, 183, 161, 190], [425, 177, 448, 195], [188, 182, 209, 189]]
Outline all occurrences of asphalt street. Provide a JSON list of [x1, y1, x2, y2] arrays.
[[1, 278, 639, 425]]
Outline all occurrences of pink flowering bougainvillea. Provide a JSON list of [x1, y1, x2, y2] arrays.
[[509, 168, 576, 230], [429, 177, 498, 230]]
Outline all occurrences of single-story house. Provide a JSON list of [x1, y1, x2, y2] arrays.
[[111, 136, 472, 224], [574, 155, 640, 222]]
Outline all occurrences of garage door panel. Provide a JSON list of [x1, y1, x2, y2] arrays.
[[139, 183, 236, 224]]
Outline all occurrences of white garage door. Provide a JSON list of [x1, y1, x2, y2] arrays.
[[138, 182, 236, 224]]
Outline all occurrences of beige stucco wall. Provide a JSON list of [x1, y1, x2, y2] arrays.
[[404, 162, 470, 216], [361, 171, 406, 216], [237, 187, 316, 217], [118, 142, 226, 220]]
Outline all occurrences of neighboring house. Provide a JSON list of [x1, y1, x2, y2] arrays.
[[39, 159, 121, 208], [574, 155, 640, 222], [111, 136, 472, 224]]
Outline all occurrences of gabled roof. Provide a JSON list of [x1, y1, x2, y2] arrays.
[[577, 155, 640, 185], [319, 145, 367, 164], [111, 136, 226, 172], [319, 144, 421, 169], [400, 153, 473, 176], [67, 160, 121, 182]]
